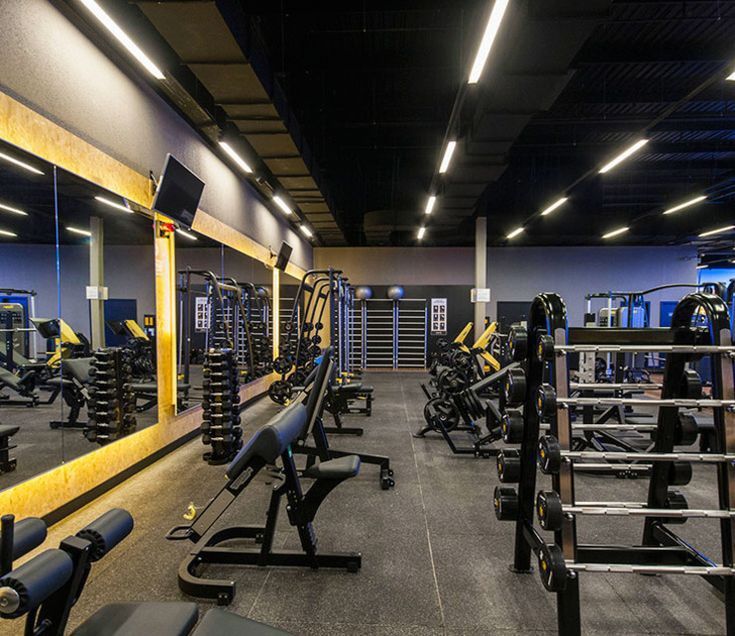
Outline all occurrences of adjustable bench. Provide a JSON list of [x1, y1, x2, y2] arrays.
[[129, 380, 191, 412], [48, 357, 93, 429], [167, 357, 362, 604]]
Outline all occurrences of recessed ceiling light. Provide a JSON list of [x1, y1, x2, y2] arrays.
[[699, 224, 735, 238], [0, 202, 28, 216], [95, 196, 132, 213], [0, 229, 17, 238], [66, 226, 92, 237], [602, 226, 629, 239], [506, 226, 524, 239], [540, 196, 568, 217], [273, 195, 293, 215], [79, 0, 165, 80], [425, 196, 436, 215], [417, 226, 426, 240], [663, 195, 707, 215], [219, 141, 253, 174], [468, 0, 510, 84], [599, 139, 649, 174], [438, 141, 457, 174], [0, 151, 44, 175], [175, 228, 197, 241]]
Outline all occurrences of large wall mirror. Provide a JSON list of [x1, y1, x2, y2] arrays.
[[176, 242, 274, 412], [0, 140, 60, 489], [57, 170, 156, 462]]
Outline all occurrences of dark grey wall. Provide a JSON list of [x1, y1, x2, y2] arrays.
[[0, 0, 312, 270]]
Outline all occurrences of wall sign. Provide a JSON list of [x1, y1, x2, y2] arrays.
[[195, 296, 210, 332], [430, 298, 447, 335], [471, 287, 491, 303]]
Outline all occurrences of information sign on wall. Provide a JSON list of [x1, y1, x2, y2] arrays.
[[195, 296, 210, 332], [430, 298, 447, 335]]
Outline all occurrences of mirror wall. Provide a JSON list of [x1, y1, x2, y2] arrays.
[[176, 242, 274, 411], [0, 139, 60, 488], [57, 169, 156, 464]]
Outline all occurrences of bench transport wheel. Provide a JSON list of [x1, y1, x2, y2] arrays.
[[380, 469, 395, 490], [217, 592, 233, 606], [538, 543, 567, 592]]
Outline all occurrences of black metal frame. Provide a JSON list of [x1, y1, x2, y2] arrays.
[[508, 292, 735, 635]]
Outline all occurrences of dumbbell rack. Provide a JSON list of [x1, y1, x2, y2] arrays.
[[85, 347, 137, 445], [494, 292, 735, 635], [201, 348, 242, 465]]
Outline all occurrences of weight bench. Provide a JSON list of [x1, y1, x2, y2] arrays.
[[48, 357, 93, 429], [129, 380, 191, 412], [328, 380, 373, 416], [0, 365, 39, 406], [0, 425, 19, 474], [167, 364, 362, 604]]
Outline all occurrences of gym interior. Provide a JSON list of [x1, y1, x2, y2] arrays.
[[0, 1, 734, 634]]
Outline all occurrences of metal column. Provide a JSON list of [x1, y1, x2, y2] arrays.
[[474, 216, 488, 342]]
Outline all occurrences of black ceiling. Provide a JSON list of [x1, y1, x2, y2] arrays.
[[236, 0, 735, 249]]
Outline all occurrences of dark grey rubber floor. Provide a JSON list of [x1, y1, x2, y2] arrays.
[[0, 372, 727, 635]]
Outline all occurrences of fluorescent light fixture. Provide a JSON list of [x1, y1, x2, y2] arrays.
[[66, 226, 92, 237], [299, 225, 313, 238], [506, 226, 524, 239], [0, 229, 16, 238], [540, 196, 568, 217], [219, 141, 253, 174], [175, 228, 197, 241], [438, 141, 457, 174], [699, 224, 735, 238], [79, 0, 165, 80], [425, 195, 436, 215], [468, 0, 510, 84], [273, 195, 293, 215], [696, 264, 708, 270], [95, 195, 132, 213], [598, 139, 649, 174], [0, 202, 27, 216], [0, 151, 44, 175], [417, 226, 426, 240], [662, 194, 707, 215], [602, 226, 629, 239], [728, 70, 735, 81]]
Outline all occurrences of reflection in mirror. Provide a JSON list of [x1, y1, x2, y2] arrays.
[[56, 170, 156, 463], [176, 239, 225, 411], [177, 242, 274, 413], [0, 140, 59, 489]]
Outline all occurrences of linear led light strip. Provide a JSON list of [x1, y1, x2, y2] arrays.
[[425, 196, 436, 215], [273, 196, 293, 215], [0, 202, 28, 216], [438, 141, 457, 174], [0, 229, 17, 238], [95, 196, 132, 213], [219, 141, 253, 174], [506, 226, 523, 239], [468, 0, 511, 84], [602, 226, 629, 239], [175, 228, 197, 241], [700, 225, 735, 238], [417, 227, 426, 240], [540, 197, 567, 216], [67, 226, 92, 237], [0, 151, 44, 175], [299, 225, 313, 238], [599, 139, 649, 174], [663, 195, 707, 215], [79, 0, 165, 80]]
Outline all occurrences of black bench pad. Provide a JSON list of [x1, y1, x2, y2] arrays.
[[303, 455, 361, 480], [73, 602, 198, 636], [192, 609, 292, 635]]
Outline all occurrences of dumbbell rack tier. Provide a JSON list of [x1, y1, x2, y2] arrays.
[[201, 349, 242, 465], [85, 347, 137, 445], [500, 292, 735, 635]]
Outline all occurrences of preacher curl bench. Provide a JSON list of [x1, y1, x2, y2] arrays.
[[0, 509, 290, 635]]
